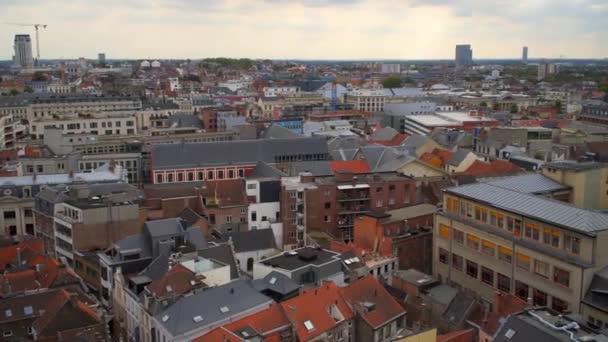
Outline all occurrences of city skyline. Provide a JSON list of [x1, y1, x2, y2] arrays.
[[1, 0, 607, 60]]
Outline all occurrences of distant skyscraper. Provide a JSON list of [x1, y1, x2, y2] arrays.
[[537, 62, 559, 81], [455, 44, 473, 66], [13, 34, 33, 69], [98, 53, 106, 65], [522, 46, 528, 63]]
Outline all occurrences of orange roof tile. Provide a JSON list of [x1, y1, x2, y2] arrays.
[[330, 160, 370, 174], [420, 152, 443, 168], [340, 276, 406, 329], [198, 327, 243, 342], [431, 148, 455, 164], [147, 264, 196, 298], [463, 160, 521, 177], [280, 282, 354, 341], [223, 304, 291, 339], [370, 133, 409, 147]]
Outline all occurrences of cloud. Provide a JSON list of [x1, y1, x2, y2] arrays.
[[0, 0, 606, 59]]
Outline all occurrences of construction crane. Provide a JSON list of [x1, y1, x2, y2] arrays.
[[2, 22, 48, 60]]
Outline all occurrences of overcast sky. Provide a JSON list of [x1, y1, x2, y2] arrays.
[[1, 0, 607, 60]]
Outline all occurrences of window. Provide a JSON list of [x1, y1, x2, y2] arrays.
[[178, 173, 184, 182], [251, 211, 257, 222], [453, 229, 464, 244], [197, 171, 204, 181], [534, 260, 550, 278], [452, 254, 463, 271], [554, 267, 570, 287], [515, 281, 529, 301], [156, 174, 163, 183], [507, 217, 514, 232], [564, 234, 580, 255], [481, 240, 496, 256], [497, 273, 511, 293], [439, 224, 450, 239], [516, 253, 530, 271], [324, 202, 331, 209], [3, 331, 12, 337], [376, 200, 383, 207], [544, 228, 560, 247], [226, 215, 232, 223], [439, 248, 449, 264], [376, 187, 383, 193], [466, 260, 478, 278], [3, 211, 16, 219], [389, 197, 395, 205], [447, 197, 458, 213], [514, 219, 522, 237], [238, 169, 244, 177], [498, 246, 512, 264], [466, 234, 480, 251], [324, 215, 331, 223], [187, 172, 194, 181], [167, 173, 174, 183], [552, 297, 569, 313], [207, 170, 214, 180], [481, 266, 494, 286], [289, 191, 296, 198], [533, 289, 547, 306], [218, 170, 224, 179]]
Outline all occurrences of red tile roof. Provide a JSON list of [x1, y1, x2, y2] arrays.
[[203, 179, 248, 207], [0, 259, 79, 297], [340, 276, 406, 329], [463, 160, 521, 177], [419, 152, 443, 168], [199, 327, 243, 342], [280, 282, 354, 341], [431, 148, 455, 164], [370, 133, 409, 147], [147, 264, 196, 298], [223, 304, 291, 339], [330, 160, 370, 174], [0, 239, 44, 272]]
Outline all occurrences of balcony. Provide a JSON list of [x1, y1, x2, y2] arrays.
[[55, 211, 79, 224], [337, 188, 371, 202]]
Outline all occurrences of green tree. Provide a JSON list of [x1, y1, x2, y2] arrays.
[[23, 86, 33, 93], [510, 104, 519, 114], [492, 103, 500, 111], [382, 76, 402, 88], [479, 101, 488, 108], [9, 89, 19, 96], [555, 100, 563, 114]]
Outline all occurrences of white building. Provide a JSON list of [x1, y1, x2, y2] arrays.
[[168, 78, 180, 92], [30, 112, 137, 140], [13, 34, 33, 69], [263, 86, 300, 97], [345, 89, 386, 112], [381, 63, 401, 74]]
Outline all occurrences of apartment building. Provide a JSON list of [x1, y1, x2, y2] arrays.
[[29, 112, 137, 140], [303, 171, 417, 242], [434, 181, 608, 313], [53, 182, 144, 264], [28, 94, 142, 121], [280, 174, 318, 249], [263, 86, 300, 97], [345, 89, 386, 113], [542, 161, 608, 210], [0, 112, 26, 149]]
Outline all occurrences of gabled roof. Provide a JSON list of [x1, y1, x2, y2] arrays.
[[147, 264, 197, 298], [445, 183, 608, 235], [249, 161, 287, 179], [582, 265, 608, 312], [262, 125, 302, 139], [370, 127, 399, 141], [145, 218, 186, 238], [463, 159, 521, 177], [447, 149, 472, 166], [155, 280, 273, 337], [198, 244, 240, 279], [480, 174, 569, 195], [150, 137, 329, 170], [220, 229, 277, 253], [222, 304, 291, 340], [280, 282, 354, 341], [203, 179, 248, 208], [340, 276, 406, 329], [252, 271, 301, 296]]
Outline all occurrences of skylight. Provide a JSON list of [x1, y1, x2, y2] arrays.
[[220, 306, 230, 313], [505, 329, 516, 339], [269, 277, 277, 285], [166, 285, 173, 292], [162, 315, 170, 322], [23, 306, 33, 316], [193, 315, 204, 323], [304, 320, 315, 331], [344, 259, 352, 265]]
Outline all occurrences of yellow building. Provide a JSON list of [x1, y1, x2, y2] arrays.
[[394, 329, 437, 342], [434, 181, 608, 314], [542, 161, 608, 210]]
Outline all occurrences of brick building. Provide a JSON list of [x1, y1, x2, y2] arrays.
[[354, 204, 436, 274], [202, 179, 249, 234]]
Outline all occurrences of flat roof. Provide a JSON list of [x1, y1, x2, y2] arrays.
[[406, 115, 458, 127], [260, 247, 341, 271], [436, 112, 496, 123]]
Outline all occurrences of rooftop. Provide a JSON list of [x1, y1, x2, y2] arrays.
[[545, 160, 606, 171], [480, 174, 570, 194], [445, 182, 608, 235], [259, 247, 342, 271]]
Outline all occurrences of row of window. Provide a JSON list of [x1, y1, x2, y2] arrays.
[[155, 168, 245, 184], [438, 248, 570, 313], [439, 224, 571, 288], [445, 197, 581, 256]]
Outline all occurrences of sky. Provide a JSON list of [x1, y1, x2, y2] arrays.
[[1, 0, 607, 60]]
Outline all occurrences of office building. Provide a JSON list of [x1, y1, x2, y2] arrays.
[[522, 46, 528, 63], [434, 180, 608, 314], [538, 62, 559, 81], [455, 44, 473, 66], [13, 34, 33, 69], [98, 52, 106, 65]]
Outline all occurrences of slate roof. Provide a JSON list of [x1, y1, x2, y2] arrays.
[[155, 280, 273, 337], [221, 229, 277, 253], [370, 127, 399, 141], [262, 125, 302, 139], [447, 149, 472, 166], [198, 244, 239, 279], [167, 113, 202, 129], [178, 208, 204, 228], [203, 179, 248, 207], [445, 183, 608, 235], [287, 161, 333, 176], [145, 218, 185, 238], [249, 161, 287, 179], [582, 266, 608, 312], [151, 137, 329, 170], [378, 204, 437, 224], [480, 174, 570, 195], [252, 271, 301, 296]]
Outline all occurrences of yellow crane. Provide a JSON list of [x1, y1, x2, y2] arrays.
[[2, 22, 48, 60]]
